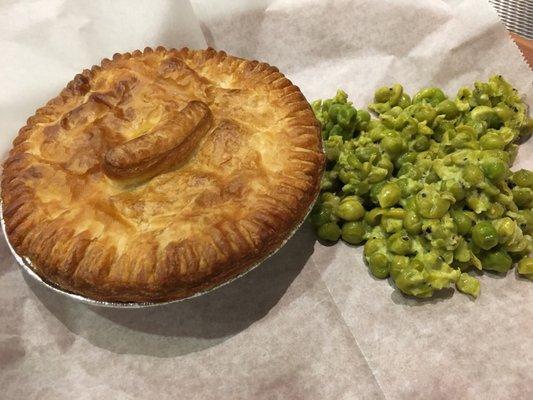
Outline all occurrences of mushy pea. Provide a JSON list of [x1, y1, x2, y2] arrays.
[[310, 76, 533, 299]]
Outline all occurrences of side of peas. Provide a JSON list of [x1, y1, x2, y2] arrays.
[[311, 75, 533, 299]]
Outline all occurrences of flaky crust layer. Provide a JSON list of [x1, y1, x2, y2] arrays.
[[1, 47, 324, 302]]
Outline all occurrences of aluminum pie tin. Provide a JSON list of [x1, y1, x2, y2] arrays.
[[0, 176, 322, 308]]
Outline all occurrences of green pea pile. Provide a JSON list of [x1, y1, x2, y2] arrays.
[[310, 76, 533, 299]]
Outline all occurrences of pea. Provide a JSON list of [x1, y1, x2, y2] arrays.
[[367, 120, 381, 131], [378, 182, 401, 208], [454, 240, 471, 263], [374, 86, 393, 103], [403, 196, 417, 212], [517, 257, 533, 279], [403, 211, 422, 235], [436, 99, 459, 119], [394, 269, 433, 298], [324, 138, 343, 161], [341, 222, 366, 244], [381, 133, 405, 156], [452, 210, 473, 235], [482, 182, 500, 197], [416, 189, 451, 219], [370, 181, 387, 204], [411, 259, 425, 272], [364, 238, 386, 256], [418, 123, 433, 136], [388, 84, 404, 106], [368, 253, 390, 279], [493, 103, 513, 122], [511, 169, 533, 188], [328, 104, 343, 122], [484, 149, 510, 164], [455, 273, 480, 297], [451, 132, 473, 149], [378, 156, 394, 175], [337, 106, 356, 129], [351, 180, 370, 195], [471, 105, 501, 129], [512, 187, 532, 209], [413, 87, 446, 106], [519, 209, 533, 233], [398, 93, 412, 109], [321, 192, 340, 206], [411, 135, 430, 152], [355, 146, 379, 162], [310, 203, 335, 227], [485, 203, 505, 219], [479, 132, 505, 150], [455, 124, 476, 139], [356, 109, 370, 128], [317, 222, 341, 242], [396, 152, 417, 168], [390, 255, 409, 280], [380, 217, 403, 234], [463, 165, 484, 185], [494, 217, 516, 243], [471, 221, 499, 250], [329, 124, 344, 138], [481, 158, 508, 181], [338, 170, 356, 185], [424, 169, 439, 184], [443, 180, 465, 201], [469, 120, 487, 138], [365, 208, 385, 226], [481, 250, 512, 273], [370, 102, 390, 114], [367, 167, 388, 183], [387, 232, 412, 255], [349, 154, 364, 169], [396, 178, 409, 197], [321, 171, 339, 191], [336, 197, 365, 221], [384, 208, 406, 219], [397, 163, 413, 178], [413, 104, 437, 125]]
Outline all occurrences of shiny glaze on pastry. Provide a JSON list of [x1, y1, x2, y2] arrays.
[[1, 47, 324, 302]]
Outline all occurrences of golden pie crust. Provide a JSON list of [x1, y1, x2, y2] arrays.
[[1, 47, 324, 302]]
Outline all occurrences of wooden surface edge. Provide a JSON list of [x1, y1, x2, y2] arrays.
[[510, 32, 533, 70]]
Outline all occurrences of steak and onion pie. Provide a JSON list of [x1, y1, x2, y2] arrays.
[[1, 47, 324, 302]]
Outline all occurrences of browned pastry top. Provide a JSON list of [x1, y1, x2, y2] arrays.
[[1, 47, 324, 302]]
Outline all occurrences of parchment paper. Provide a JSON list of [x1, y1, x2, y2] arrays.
[[0, 0, 206, 159], [1, 1, 532, 399]]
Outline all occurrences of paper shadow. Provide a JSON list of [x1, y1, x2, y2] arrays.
[[26, 225, 316, 357]]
